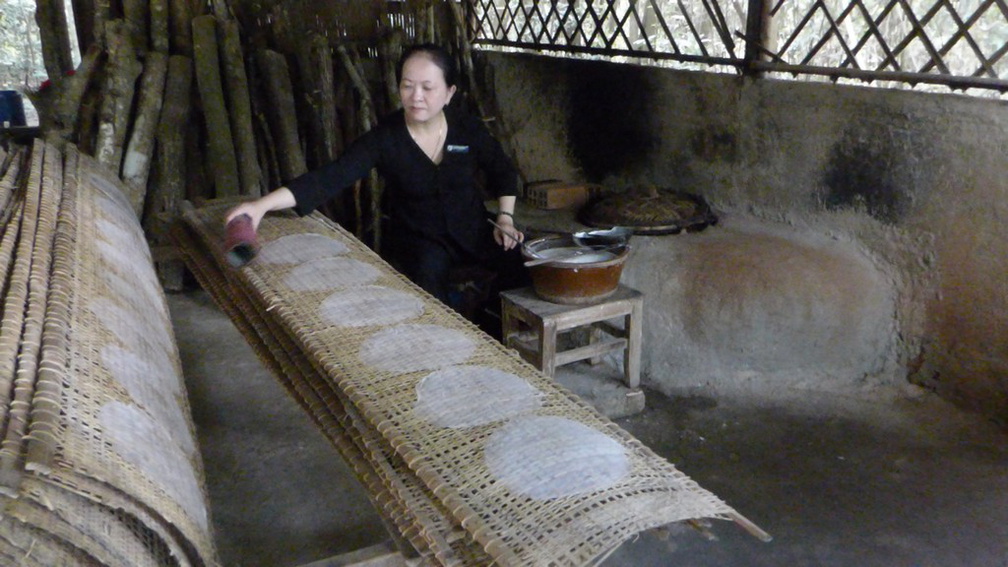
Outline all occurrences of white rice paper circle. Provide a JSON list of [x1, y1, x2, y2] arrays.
[[88, 297, 174, 356], [99, 401, 209, 530], [414, 365, 542, 428], [320, 286, 424, 327], [100, 345, 194, 454], [257, 233, 348, 264], [484, 415, 630, 500], [359, 324, 475, 373], [283, 257, 381, 291]]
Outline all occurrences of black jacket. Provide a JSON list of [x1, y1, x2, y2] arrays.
[[287, 107, 518, 255]]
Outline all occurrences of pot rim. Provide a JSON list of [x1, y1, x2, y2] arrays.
[[523, 234, 630, 268]]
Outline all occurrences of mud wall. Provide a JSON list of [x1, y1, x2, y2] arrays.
[[483, 51, 1008, 422]]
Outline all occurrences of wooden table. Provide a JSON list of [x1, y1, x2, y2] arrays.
[[500, 285, 643, 389]]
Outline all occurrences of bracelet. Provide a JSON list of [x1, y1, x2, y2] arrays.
[[498, 211, 514, 218]]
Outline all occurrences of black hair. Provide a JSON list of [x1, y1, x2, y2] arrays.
[[396, 43, 457, 88]]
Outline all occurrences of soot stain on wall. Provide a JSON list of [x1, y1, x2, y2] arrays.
[[566, 62, 658, 180], [823, 118, 920, 224]]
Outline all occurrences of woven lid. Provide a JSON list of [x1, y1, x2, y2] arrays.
[[579, 186, 718, 235]]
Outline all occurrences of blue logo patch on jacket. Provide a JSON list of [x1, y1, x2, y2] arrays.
[[446, 145, 469, 153]]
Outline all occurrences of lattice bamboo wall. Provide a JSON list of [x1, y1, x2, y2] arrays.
[[467, 0, 1008, 94]]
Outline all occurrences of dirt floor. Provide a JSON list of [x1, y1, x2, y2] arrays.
[[169, 289, 1008, 567]]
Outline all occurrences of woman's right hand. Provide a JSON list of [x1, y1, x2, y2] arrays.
[[225, 201, 267, 231], [224, 187, 297, 231]]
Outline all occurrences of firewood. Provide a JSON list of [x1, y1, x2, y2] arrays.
[[254, 49, 307, 182], [34, 0, 75, 78], [150, 0, 169, 53], [69, 0, 96, 51], [146, 55, 193, 290], [378, 29, 405, 114], [122, 52, 168, 216], [95, 20, 142, 175], [122, 0, 149, 54], [295, 33, 339, 167], [192, 15, 240, 198], [219, 19, 263, 196], [169, 0, 195, 56]]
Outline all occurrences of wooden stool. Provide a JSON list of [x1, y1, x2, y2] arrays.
[[500, 285, 643, 389]]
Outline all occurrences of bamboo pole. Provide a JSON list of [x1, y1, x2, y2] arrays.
[[219, 19, 263, 196], [255, 49, 307, 182], [122, 51, 169, 217], [192, 15, 240, 198], [146, 55, 194, 290], [95, 20, 142, 175]]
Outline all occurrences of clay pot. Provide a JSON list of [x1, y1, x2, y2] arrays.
[[523, 234, 630, 304]]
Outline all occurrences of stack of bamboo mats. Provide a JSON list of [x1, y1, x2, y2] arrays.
[[174, 200, 770, 566], [0, 140, 217, 566]]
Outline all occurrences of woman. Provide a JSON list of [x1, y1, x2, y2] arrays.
[[226, 43, 529, 326]]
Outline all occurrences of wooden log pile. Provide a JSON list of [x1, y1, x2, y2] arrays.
[[28, 0, 514, 291]]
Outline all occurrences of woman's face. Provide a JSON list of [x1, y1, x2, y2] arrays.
[[399, 53, 456, 124]]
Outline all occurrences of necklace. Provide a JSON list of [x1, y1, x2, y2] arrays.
[[408, 114, 446, 163]]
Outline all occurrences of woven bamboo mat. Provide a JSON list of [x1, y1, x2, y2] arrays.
[[174, 218, 491, 566], [0, 140, 218, 566], [178, 201, 761, 566]]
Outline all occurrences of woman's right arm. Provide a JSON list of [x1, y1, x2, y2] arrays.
[[224, 187, 297, 230]]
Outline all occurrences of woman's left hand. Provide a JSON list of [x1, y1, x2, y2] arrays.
[[493, 215, 524, 251]]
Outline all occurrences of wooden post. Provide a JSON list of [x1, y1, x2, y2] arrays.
[[255, 49, 307, 182], [192, 15, 240, 198], [146, 55, 193, 290], [219, 19, 263, 196], [34, 0, 75, 78], [122, 52, 169, 217], [95, 20, 142, 176]]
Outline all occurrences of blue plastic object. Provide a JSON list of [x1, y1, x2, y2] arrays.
[[0, 91, 27, 127]]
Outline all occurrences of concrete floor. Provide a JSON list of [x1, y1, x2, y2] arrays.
[[168, 289, 1008, 567]]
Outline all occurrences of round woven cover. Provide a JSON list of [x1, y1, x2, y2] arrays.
[[579, 187, 718, 235]]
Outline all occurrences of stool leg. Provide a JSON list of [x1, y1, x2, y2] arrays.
[[501, 299, 518, 348], [589, 325, 603, 366], [624, 298, 643, 389], [540, 318, 558, 378]]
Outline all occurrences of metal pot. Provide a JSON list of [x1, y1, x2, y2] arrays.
[[522, 234, 630, 304]]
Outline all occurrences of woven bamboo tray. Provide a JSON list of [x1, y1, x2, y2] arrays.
[[0, 140, 219, 566], [177, 201, 767, 566]]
